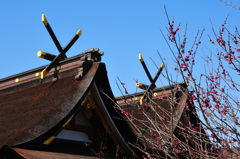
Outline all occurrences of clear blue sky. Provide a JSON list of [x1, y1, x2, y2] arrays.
[[0, 1, 239, 96]]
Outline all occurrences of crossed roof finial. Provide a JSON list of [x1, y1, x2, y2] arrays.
[[136, 53, 164, 105], [38, 14, 82, 79]]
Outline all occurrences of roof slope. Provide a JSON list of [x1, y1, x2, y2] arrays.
[[0, 51, 141, 157], [0, 62, 99, 148]]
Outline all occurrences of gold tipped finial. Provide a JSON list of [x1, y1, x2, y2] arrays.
[[136, 83, 142, 88], [37, 51, 46, 58], [139, 53, 143, 63], [100, 52, 104, 56], [41, 69, 48, 79], [96, 48, 100, 52], [140, 96, 144, 105], [76, 29, 82, 37], [42, 14, 48, 26], [180, 82, 189, 87], [160, 63, 164, 69]]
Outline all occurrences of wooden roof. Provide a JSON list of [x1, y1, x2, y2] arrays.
[[115, 82, 209, 157], [0, 51, 209, 158], [0, 52, 140, 158], [0, 54, 98, 148]]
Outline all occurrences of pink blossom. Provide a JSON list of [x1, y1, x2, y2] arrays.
[[221, 40, 225, 46], [174, 148, 179, 153], [222, 70, 226, 76], [223, 130, 228, 134], [212, 90, 217, 94], [185, 55, 190, 61], [193, 128, 198, 131], [206, 112, 211, 116], [192, 96, 196, 100]]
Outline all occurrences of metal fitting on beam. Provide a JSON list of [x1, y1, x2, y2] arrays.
[[37, 51, 56, 61]]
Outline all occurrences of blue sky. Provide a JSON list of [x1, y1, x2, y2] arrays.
[[0, 1, 240, 96]]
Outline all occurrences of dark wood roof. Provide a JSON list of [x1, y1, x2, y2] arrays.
[[115, 82, 210, 156], [0, 52, 141, 158], [0, 53, 86, 94], [0, 62, 99, 148], [0, 51, 209, 158]]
